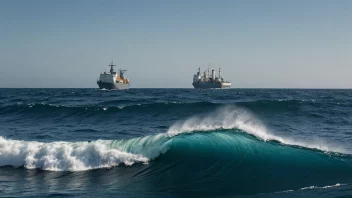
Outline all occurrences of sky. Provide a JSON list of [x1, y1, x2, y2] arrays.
[[0, 0, 351, 88]]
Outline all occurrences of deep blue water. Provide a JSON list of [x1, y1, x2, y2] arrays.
[[1, 88, 352, 197]]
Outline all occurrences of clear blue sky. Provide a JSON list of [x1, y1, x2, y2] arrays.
[[1, 0, 351, 88]]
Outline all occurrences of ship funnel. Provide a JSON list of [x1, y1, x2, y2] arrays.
[[212, 69, 215, 80]]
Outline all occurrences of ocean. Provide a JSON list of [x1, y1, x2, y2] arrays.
[[0, 88, 352, 197]]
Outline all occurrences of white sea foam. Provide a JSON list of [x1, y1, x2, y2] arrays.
[[167, 105, 347, 154], [0, 137, 148, 171], [300, 183, 343, 190], [277, 183, 344, 194]]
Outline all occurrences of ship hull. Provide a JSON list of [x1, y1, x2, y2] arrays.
[[97, 81, 130, 90], [192, 82, 231, 89]]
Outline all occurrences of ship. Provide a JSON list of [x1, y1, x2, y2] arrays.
[[192, 67, 231, 89], [97, 61, 130, 90]]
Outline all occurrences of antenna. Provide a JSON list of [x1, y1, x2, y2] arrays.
[[119, 68, 127, 78]]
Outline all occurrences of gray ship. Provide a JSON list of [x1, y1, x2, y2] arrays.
[[97, 61, 130, 90], [192, 67, 231, 89]]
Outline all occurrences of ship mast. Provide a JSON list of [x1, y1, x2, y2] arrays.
[[109, 60, 116, 73]]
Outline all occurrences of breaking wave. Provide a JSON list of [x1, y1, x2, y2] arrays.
[[167, 106, 347, 153], [0, 106, 350, 173]]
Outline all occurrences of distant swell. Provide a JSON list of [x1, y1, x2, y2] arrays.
[[0, 101, 216, 116], [0, 98, 334, 117]]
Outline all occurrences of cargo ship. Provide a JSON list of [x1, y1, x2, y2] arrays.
[[97, 61, 130, 90], [192, 67, 231, 89]]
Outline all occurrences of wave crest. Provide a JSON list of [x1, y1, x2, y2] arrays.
[[167, 106, 347, 154]]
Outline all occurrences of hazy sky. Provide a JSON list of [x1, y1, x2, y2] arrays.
[[1, 0, 351, 88]]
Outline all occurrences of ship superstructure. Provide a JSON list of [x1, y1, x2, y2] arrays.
[[97, 61, 130, 90], [192, 67, 231, 89]]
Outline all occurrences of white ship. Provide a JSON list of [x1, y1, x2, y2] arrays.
[[192, 67, 231, 89], [97, 61, 130, 90]]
